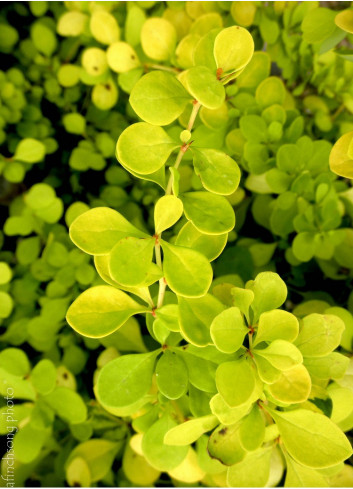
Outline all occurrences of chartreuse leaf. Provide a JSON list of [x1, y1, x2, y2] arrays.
[[216, 358, 256, 407], [14, 138, 45, 163], [231, 287, 254, 319], [0, 367, 35, 400], [325, 306, 353, 352], [208, 423, 246, 466], [294, 314, 345, 357], [329, 131, 353, 179], [254, 310, 299, 346], [94, 255, 156, 303], [141, 17, 176, 61], [109, 237, 155, 287], [43, 386, 87, 424], [193, 148, 241, 195], [184, 66, 225, 110], [167, 447, 205, 483], [267, 365, 311, 404], [239, 404, 265, 452], [254, 340, 303, 371], [227, 446, 273, 487], [176, 222, 227, 261], [107, 42, 140, 73], [154, 304, 179, 332], [13, 423, 48, 463], [270, 409, 352, 468], [161, 241, 213, 298], [178, 294, 224, 347], [284, 453, 329, 488], [90, 10, 120, 45], [181, 191, 235, 235], [247, 272, 287, 322], [66, 286, 148, 338], [116, 122, 178, 175], [154, 195, 183, 234], [180, 349, 217, 393], [164, 415, 218, 446], [255, 76, 286, 108], [214, 26, 254, 75], [142, 415, 188, 471], [304, 352, 349, 380], [210, 394, 251, 426], [196, 435, 225, 476], [210, 307, 248, 354], [0, 348, 30, 376], [130, 71, 190, 126], [96, 351, 158, 409], [31, 359, 57, 395], [123, 444, 160, 486], [66, 457, 91, 488], [155, 350, 188, 400], [70, 207, 148, 255], [254, 355, 282, 384], [66, 439, 119, 482], [335, 9, 353, 34]]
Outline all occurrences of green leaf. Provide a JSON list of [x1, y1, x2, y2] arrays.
[[255, 76, 286, 108], [231, 287, 254, 319], [154, 195, 183, 234], [161, 241, 213, 298], [0, 348, 30, 377], [335, 9, 353, 34], [123, 444, 160, 486], [292, 232, 317, 262], [184, 66, 225, 110], [227, 446, 273, 487], [210, 394, 251, 426], [90, 10, 120, 45], [66, 285, 148, 338], [109, 237, 155, 287], [66, 457, 91, 488], [254, 355, 282, 384], [130, 71, 190, 126], [13, 423, 48, 463], [106, 41, 140, 73], [66, 439, 119, 482], [155, 350, 188, 400], [96, 351, 158, 409], [31, 359, 57, 395], [141, 17, 176, 61], [254, 310, 299, 346], [210, 307, 248, 354], [247, 272, 287, 322], [270, 409, 353, 468], [294, 314, 345, 357], [302, 8, 336, 44], [164, 415, 218, 446], [193, 148, 241, 195], [176, 222, 227, 262], [70, 207, 147, 255], [0, 368, 36, 400], [43, 386, 87, 424], [267, 364, 311, 404], [142, 415, 188, 471], [181, 349, 217, 393], [216, 358, 256, 407], [213, 25, 254, 75], [254, 340, 303, 371], [329, 131, 353, 179], [208, 423, 246, 466], [178, 294, 224, 347], [116, 122, 178, 175], [284, 453, 329, 488], [239, 405, 265, 452], [304, 353, 349, 380], [181, 191, 235, 235], [14, 138, 45, 163]]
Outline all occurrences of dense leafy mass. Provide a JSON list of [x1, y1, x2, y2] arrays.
[[1, 1, 353, 487]]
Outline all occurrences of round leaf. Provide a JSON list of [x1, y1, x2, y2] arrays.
[[184, 66, 225, 110], [210, 307, 248, 354], [130, 71, 190, 126], [155, 350, 188, 400], [213, 26, 254, 75], [66, 286, 148, 338], [216, 359, 256, 407], [117, 122, 178, 175], [154, 195, 183, 234]]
